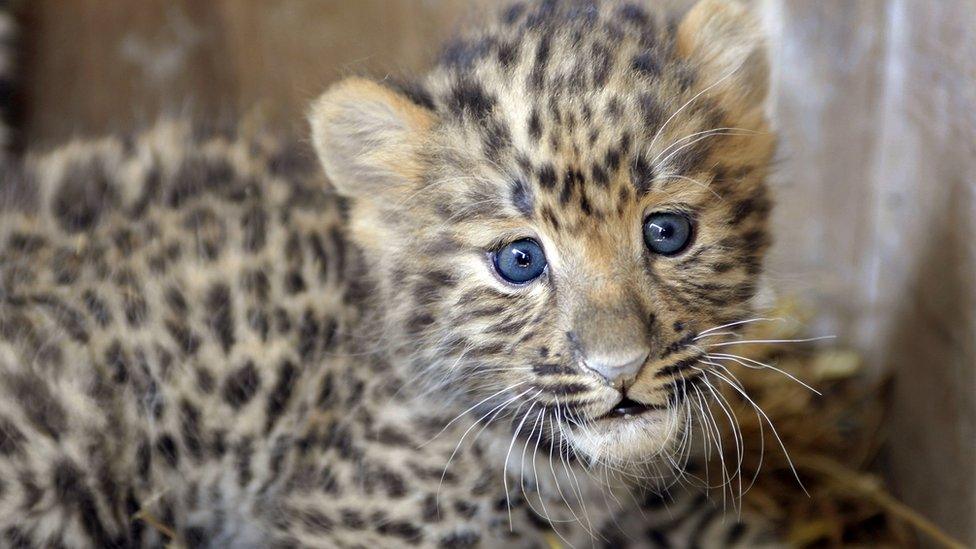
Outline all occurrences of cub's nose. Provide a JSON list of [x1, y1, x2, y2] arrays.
[[583, 349, 650, 389]]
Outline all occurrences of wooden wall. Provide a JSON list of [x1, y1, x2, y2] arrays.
[[761, 2, 975, 543], [16, 0, 976, 543]]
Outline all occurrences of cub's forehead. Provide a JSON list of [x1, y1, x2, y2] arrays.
[[428, 3, 698, 128], [419, 1, 727, 214]]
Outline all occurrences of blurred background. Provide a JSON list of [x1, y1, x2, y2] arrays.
[[12, 0, 975, 544]]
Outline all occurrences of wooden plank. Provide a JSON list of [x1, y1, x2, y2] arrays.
[[865, 0, 975, 542]]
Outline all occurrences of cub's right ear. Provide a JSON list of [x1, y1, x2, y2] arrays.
[[309, 78, 436, 198], [677, 0, 769, 110]]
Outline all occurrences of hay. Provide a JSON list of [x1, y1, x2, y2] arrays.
[[705, 300, 966, 548]]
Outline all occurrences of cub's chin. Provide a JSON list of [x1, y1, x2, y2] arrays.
[[564, 407, 685, 466]]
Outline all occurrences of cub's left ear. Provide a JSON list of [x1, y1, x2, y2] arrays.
[[677, 0, 769, 109], [309, 77, 436, 198]]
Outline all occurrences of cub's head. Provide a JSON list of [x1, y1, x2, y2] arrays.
[[310, 0, 774, 468]]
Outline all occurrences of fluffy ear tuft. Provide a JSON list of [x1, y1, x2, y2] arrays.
[[309, 78, 435, 197], [677, 0, 769, 108]]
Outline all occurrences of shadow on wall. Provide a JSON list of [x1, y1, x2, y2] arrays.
[[883, 179, 975, 545]]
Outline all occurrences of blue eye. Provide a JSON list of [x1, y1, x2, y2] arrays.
[[493, 239, 547, 283], [643, 213, 693, 255]]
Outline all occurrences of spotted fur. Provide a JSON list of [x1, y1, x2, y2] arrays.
[[0, 1, 778, 547]]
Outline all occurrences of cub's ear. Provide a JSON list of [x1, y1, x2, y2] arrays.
[[309, 78, 436, 197], [677, 0, 769, 109]]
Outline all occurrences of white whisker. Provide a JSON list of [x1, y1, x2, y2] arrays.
[[706, 335, 835, 348], [709, 352, 822, 395], [695, 317, 782, 338]]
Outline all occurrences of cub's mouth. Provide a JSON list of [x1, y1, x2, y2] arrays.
[[564, 394, 683, 465], [599, 397, 668, 420]]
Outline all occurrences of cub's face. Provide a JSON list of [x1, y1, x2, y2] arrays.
[[311, 0, 774, 467]]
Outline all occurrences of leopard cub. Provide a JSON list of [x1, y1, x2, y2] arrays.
[[0, 0, 775, 546]]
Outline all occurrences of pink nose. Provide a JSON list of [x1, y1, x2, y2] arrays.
[[583, 349, 650, 389]]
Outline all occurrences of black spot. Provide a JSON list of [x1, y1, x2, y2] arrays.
[[579, 191, 594, 216], [156, 434, 180, 468], [52, 459, 117, 546], [105, 340, 130, 384], [631, 52, 662, 77], [483, 119, 513, 161], [52, 160, 118, 233], [497, 40, 520, 67], [264, 361, 299, 433], [168, 156, 235, 208], [184, 207, 227, 261], [421, 494, 442, 522], [206, 283, 235, 354], [560, 168, 583, 205], [32, 294, 90, 343], [4, 527, 31, 549], [308, 234, 330, 282], [631, 154, 655, 195], [605, 148, 621, 172], [298, 310, 321, 362], [223, 361, 261, 409], [166, 320, 201, 355], [453, 500, 478, 518], [510, 178, 534, 217], [0, 418, 26, 455], [7, 373, 67, 440], [165, 286, 189, 317], [316, 373, 335, 409], [195, 366, 215, 393], [730, 196, 771, 226], [655, 353, 704, 379], [82, 290, 113, 327], [726, 521, 748, 544], [184, 526, 209, 548], [179, 399, 204, 461], [6, 232, 46, 254], [241, 269, 271, 302], [538, 382, 589, 396], [136, 439, 152, 481], [378, 468, 407, 498], [235, 438, 253, 487], [537, 164, 557, 190], [298, 509, 334, 533], [540, 206, 561, 231], [447, 80, 495, 119], [274, 308, 292, 335], [376, 521, 423, 543], [619, 3, 649, 25], [247, 308, 270, 341], [123, 294, 149, 328], [591, 163, 609, 187], [659, 332, 696, 360], [407, 312, 435, 336], [529, 35, 551, 89], [532, 362, 576, 376], [241, 206, 267, 252], [285, 271, 306, 294], [639, 93, 666, 131], [439, 531, 480, 548], [51, 247, 82, 284], [527, 109, 543, 141]]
